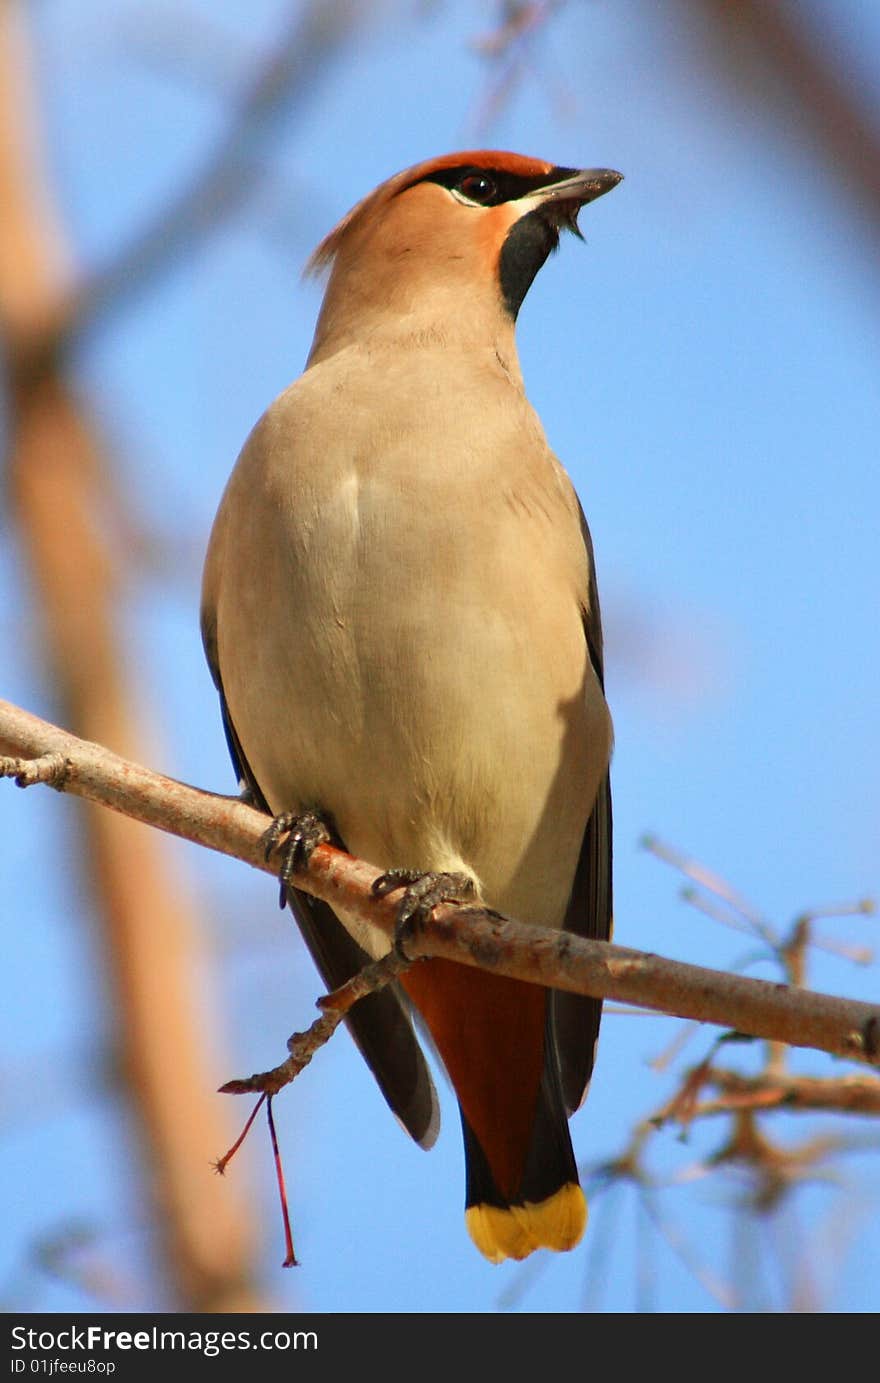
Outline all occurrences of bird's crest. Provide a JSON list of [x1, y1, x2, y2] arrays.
[[305, 150, 558, 278]]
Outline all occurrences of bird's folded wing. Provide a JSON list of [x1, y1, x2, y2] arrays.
[[550, 500, 613, 1113]]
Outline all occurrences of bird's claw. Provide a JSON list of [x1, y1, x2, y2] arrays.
[[261, 809, 331, 908], [371, 869, 476, 957]]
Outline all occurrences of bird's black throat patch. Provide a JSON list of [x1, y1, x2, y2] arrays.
[[498, 210, 560, 320]]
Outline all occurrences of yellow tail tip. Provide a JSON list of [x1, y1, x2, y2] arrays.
[[465, 1183, 587, 1264]]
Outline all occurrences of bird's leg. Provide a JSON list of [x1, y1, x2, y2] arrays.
[[261, 808, 332, 907], [372, 869, 477, 957]]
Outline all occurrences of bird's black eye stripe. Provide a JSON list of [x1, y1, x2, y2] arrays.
[[419, 164, 578, 207]]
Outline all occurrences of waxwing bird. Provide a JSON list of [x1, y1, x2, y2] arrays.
[[202, 151, 621, 1263]]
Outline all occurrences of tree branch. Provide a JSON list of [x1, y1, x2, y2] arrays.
[[2, 696, 879, 1069]]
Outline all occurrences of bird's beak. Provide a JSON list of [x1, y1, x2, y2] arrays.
[[545, 168, 623, 204], [524, 167, 623, 238]]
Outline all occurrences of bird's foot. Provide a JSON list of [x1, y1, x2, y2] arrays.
[[261, 809, 332, 908], [372, 869, 476, 957]]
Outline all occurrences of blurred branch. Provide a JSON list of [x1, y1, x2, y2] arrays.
[[61, 0, 372, 349], [0, 4, 262, 1311], [678, 1069, 880, 1119], [2, 698, 879, 1069], [552, 839, 880, 1312], [470, 2, 571, 130], [686, 0, 880, 237]]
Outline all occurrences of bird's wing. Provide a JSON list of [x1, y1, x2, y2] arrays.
[[201, 616, 440, 1149], [550, 500, 613, 1114]]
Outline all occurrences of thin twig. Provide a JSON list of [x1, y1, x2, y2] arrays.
[[690, 1070, 880, 1119], [219, 950, 412, 1098]]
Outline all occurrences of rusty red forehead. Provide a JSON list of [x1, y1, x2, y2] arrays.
[[399, 150, 557, 183]]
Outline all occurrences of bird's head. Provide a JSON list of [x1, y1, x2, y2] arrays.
[[305, 151, 622, 363]]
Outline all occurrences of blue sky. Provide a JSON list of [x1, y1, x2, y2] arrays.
[[2, 1, 878, 1313]]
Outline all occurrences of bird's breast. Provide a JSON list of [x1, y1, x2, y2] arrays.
[[212, 361, 611, 943]]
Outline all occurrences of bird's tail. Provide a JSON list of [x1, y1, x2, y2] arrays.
[[461, 1038, 586, 1264], [401, 958, 586, 1264]]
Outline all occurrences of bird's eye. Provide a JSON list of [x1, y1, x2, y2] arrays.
[[456, 173, 497, 205]]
